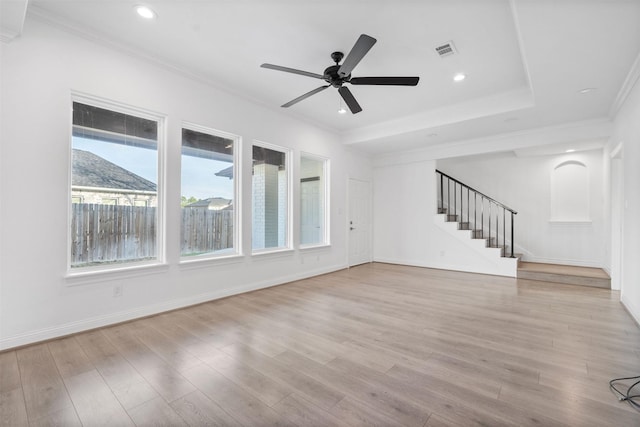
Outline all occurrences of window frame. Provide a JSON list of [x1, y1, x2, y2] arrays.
[[299, 152, 330, 249], [251, 140, 292, 254], [66, 93, 166, 278], [179, 122, 242, 263]]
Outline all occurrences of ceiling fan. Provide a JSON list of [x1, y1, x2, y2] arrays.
[[261, 34, 420, 114]]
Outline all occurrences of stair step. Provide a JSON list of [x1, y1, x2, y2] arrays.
[[446, 214, 458, 222], [472, 230, 484, 238], [517, 262, 610, 289]]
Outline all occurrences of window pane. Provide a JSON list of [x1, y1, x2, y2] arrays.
[[300, 155, 326, 246], [71, 102, 159, 268], [252, 144, 288, 250], [181, 127, 236, 257]]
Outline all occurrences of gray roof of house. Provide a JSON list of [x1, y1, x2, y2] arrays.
[[185, 197, 232, 209], [72, 149, 157, 192]]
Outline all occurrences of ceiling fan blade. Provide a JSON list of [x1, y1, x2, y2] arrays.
[[338, 86, 362, 114], [261, 63, 324, 80], [281, 85, 329, 108], [338, 34, 377, 78], [350, 76, 420, 86]]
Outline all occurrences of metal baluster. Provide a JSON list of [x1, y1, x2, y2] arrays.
[[447, 178, 450, 215], [511, 211, 515, 258], [474, 192, 477, 235], [489, 201, 491, 246], [495, 205, 498, 249], [502, 208, 506, 255], [454, 182, 457, 220], [467, 188, 470, 229], [481, 196, 484, 238], [440, 173, 443, 212]]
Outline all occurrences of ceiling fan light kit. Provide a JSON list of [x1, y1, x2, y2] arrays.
[[261, 34, 420, 114]]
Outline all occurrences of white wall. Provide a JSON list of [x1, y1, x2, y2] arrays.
[[373, 159, 516, 276], [437, 149, 606, 268], [608, 75, 640, 325], [0, 17, 371, 350]]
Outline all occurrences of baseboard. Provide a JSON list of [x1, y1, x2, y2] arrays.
[[621, 293, 640, 329], [0, 263, 347, 351]]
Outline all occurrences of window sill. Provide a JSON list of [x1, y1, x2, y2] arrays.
[[65, 262, 170, 286], [251, 248, 295, 260], [299, 244, 331, 252], [179, 253, 245, 270]]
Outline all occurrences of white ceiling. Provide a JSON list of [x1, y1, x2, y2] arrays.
[[18, 0, 640, 155]]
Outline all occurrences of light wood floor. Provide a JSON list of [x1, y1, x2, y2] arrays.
[[518, 262, 611, 279], [1, 263, 639, 426]]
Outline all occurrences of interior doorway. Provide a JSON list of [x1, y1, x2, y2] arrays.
[[348, 178, 371, 267]]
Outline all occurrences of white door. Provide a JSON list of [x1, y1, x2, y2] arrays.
[[348, 178, 371, 267]]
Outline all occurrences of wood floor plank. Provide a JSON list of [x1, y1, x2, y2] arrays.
[[180, 363, 296, 427], [0, 388, 28, 427], [27, 405, 81, 427], [127, 396, 188, 427], [47, 337, 94, 379], [170, 390, 242, 427], [15, 344, 75, 422], [101, 325, 195, 402], [1, 263, 638, 426], [329, 396, 406, 427], [220, 343, 345, 410], [63, 369, 134, 426], [0, 351, 21, 393], [272, 393, 346, 427], [498, 378, 640, 426], [74, 330, 159, 410], [274, 350, 431, 427]]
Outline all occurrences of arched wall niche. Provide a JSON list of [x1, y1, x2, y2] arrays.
[[551, 160, 590, 221]]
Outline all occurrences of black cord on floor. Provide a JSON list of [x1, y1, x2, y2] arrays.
[[610, 375, 640, 411]]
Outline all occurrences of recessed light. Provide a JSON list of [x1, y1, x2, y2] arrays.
[[453, 73, 466, 82], [337, 107, 347, 114], [135, 5, 156, 19], [578, 88, 596, 94], [427, 133, 438, 138], [566, 149, 576, 153]]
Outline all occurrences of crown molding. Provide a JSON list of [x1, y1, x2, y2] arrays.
[[0, 0, 28, 43], [609, 50, 640, 118]]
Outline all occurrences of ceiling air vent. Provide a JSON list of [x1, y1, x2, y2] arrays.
[[435, 41, 457, 58]]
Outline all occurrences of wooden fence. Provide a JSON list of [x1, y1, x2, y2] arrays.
[[181, 208, 233, 256], [70, 204, 233, 266]]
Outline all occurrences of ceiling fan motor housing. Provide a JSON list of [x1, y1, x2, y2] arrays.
[[325, 52, 349, 87]]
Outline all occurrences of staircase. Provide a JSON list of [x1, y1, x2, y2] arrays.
[[436, 169, 611, 287], [436, 170, 518, 259]]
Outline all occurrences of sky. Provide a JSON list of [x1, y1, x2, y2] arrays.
[[73, 137, 233, 200]]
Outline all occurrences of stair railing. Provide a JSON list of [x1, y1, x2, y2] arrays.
[[436, 169, 518, 258]]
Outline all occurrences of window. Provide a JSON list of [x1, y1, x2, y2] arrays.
[[181, 126, 238, 258], [70, 100, 161, 269], [300, 154, 328, 246], [252, 143, 290, 251]]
